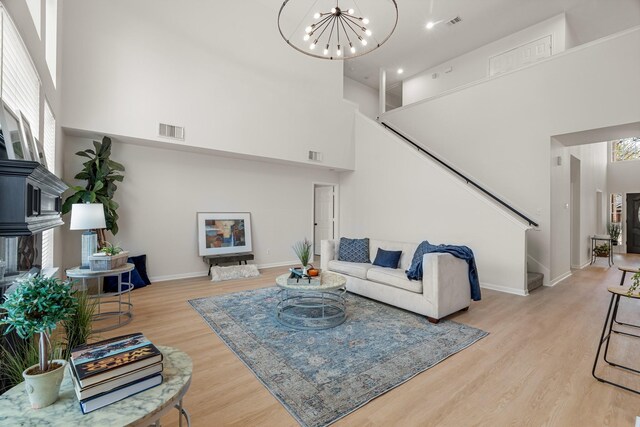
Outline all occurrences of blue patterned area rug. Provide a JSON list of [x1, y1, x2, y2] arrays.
[[189, 287, 487, 427]]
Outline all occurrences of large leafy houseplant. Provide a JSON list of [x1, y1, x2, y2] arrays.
[[62, 136, 125, 246]]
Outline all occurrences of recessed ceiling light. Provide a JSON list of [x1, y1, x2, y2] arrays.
[[397, 68, 404, 74]]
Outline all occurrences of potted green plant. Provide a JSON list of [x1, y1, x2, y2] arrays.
[[607, 223, 622, 246], [628, 272, 640, 296], [0, 276, 77, 408], [62, 136, 125, 248], [292, 238, 312, 276], [88, 242, 129, 271], [593, 243, 610, 257]]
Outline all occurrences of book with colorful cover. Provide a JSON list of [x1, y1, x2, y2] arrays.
[[79, 373, 163, 414], [69, 361, 163, 401], [70, 333, 163, 388]]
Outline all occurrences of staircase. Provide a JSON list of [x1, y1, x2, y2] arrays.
[[527, 272, 544, 292]]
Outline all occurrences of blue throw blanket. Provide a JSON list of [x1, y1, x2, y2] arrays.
[[406, 240, 481, 301]]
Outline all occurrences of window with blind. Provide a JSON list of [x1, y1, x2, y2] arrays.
[[1, 6, 56, 270]]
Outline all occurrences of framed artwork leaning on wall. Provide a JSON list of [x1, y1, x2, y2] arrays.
[[197, 212, 253, 256]]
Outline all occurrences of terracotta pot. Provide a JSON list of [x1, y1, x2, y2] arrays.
[[22, 360, 66, 409]]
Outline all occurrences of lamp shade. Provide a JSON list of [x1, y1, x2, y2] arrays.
[[69, 203, 107, 230]]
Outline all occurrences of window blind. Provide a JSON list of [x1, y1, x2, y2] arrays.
[[2, 8, 40, 137], [43, 99, 55, 171]]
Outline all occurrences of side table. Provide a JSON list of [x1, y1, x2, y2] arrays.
[[590, 235, 615, 267], [0, 346, 193, 426], [66, 263, 135, 333]]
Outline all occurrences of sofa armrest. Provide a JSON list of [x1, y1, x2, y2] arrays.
[[422, 253, 471, 319], [320, 240, 337, 271]]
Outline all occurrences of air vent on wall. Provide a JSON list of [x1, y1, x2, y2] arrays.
[[308, 151, 323, 162], [447, 16, 462, 25], [159, 123, 185, 140]]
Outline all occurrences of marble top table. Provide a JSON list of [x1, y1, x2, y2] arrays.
[[275, 271, 347, 330], [275, 271, 346, 291], [0, 346, 192, 426]]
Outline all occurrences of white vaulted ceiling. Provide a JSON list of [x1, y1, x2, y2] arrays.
[[335, 0, 640, 88]]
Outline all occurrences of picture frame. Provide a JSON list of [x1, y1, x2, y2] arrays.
[[19, 112, 38, 162], [197, 212, 253, 256], [0, 101, 28, 160], [33, 137, 48, 168]]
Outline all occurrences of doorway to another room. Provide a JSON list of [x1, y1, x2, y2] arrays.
[[627, 193, 640, 254], [313, 184, 337, 256]]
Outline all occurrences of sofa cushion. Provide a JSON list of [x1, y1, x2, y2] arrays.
[[328, 260, 372, 280], [372, 248, 402, 269], [366, 267, 423, 293], [338, 237, 370, 263], [369, 239, 417, 271]]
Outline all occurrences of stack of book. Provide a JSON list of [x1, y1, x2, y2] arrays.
[[69, 332, 164, 414]]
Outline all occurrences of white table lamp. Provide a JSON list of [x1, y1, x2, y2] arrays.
[[70, 203, 106, 269]]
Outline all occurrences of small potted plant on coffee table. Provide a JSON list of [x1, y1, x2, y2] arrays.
[[0, 276, 77, 408], [292, 238, 312, 276]]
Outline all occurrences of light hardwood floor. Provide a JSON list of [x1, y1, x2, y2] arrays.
[[96, 255, 640, 426]]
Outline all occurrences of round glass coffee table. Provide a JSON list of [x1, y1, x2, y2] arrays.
[[275, 271, 347, 330]]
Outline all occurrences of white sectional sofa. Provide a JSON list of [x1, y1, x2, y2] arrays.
[[321, 239, 471, 323]]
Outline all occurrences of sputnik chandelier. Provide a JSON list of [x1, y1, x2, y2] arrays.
[[278, 0, 398, 60]]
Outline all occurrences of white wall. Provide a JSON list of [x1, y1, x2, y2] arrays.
[[383, 28, 640, 284], [61, 0, 355, 171], [340, 113, 530, 295], [608, 153, 640, 195], [343, 77, 379, 120], [62, 136, 340, 281], [403, 14, 567, 105], [551, 141, 608, 279]]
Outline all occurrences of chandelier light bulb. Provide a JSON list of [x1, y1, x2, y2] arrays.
[[277, 0, 397, 60], [426, 21, 435, 29]]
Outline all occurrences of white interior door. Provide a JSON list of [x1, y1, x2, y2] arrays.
[[314, 186, 334, 255]]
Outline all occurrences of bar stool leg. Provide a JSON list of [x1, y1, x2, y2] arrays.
[[592, 294, 615, 381]]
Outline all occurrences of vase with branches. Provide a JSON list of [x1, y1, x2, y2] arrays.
[[62, 136, 125, 248]]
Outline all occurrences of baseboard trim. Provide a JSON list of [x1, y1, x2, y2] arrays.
[[546, 271, 572, 287], [149, 260, 299, 283], [256, 260, 298, 270], [150, 271, 208, 283], [571, 261, 591, 270], [480, 282, 528, 296]]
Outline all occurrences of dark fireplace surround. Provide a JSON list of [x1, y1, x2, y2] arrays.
[[0, 159, 67, 393]]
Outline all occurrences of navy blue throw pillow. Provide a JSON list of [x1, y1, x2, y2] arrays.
[[338, 237, 370, 263], [373, 248, 402, 269], [129, 254, 151, 285], [103, 254, 151, 292]]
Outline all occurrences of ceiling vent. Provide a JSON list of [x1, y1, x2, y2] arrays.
[[447, 16, 462, 25], [159, 123, 185, 140], [308, 151, 323, 162]]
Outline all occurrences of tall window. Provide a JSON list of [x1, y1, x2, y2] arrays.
[[612, 137, 640, 162], [41, 100, 56, 269]]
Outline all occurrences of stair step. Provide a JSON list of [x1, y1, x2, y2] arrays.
[[527, 272, 544, 292]]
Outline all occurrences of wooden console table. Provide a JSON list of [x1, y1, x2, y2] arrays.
[[203, 253, 254, 275]]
